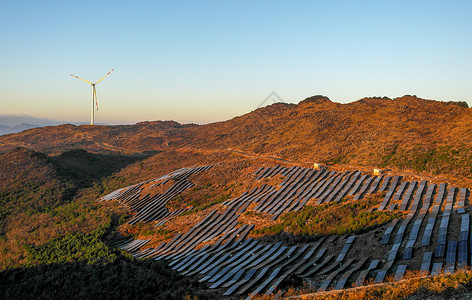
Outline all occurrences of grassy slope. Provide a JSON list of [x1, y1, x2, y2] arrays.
[[0, 147, 143, 268], [252, 195, 402, 237], [2, 96, 472, 184]]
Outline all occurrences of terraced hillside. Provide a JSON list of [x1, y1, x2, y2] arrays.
[[102, 161, 472, 298]]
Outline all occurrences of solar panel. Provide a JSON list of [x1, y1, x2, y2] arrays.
[[387, 243, 401, 261], [447, 187, 457, 204], [437, 234, 447, 245], [367, 175, 384, 194], [378, 176, 392, 192], [348, 174, 369, 196], [431, 263, 443, 276], [435, 244, 446, 258], [394, 182, 409, 201], [435, 183, 447, 206], [457, 240, 468, 267], [420, 251, 432, 273], [400, 181, 416, 210], [318, 258, 357, 291], [233, 267, 270, 296], [446, 241, 457, 264], [394, 264, 407, 281], [354, 259, 380, 286], [403, 247, 413, 260], [294, 248, 327, 276], [444, 263, 455, 274], [381, 234, 391, 245], [421, 184, 436, 211], [369, 259, 380, 269], [374, 270, 387, 283], [394, 226, 406, 244], [460, 231, 469, 242], [346, 235, 356, 244], [247, 268, 282, 297], [335, 278, 348, 290], [302, 255, 334, 277], [378, 177, 401, 210], [354, 176, 374, 200]]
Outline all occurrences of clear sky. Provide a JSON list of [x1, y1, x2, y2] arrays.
[[1, 1, 471, 125]]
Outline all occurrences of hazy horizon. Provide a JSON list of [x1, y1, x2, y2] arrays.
[[1, 1, 471, 125]]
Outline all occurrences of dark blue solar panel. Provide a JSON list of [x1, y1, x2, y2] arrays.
[[431, 262, 443, 276], [394, 264, 407, 281], [420, 251, 432, 273], [374, 270, 387, 283], [435, 244, 446, 258], [381, 234, 391, 245], [460, 231, 469, 242], [369, 259, 380, 269], [446, 241, 457, 264], [437, 234, 447, 245], [458, 241, 468, 265], [403, 247, 413, 260]]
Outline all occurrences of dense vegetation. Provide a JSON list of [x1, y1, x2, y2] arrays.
[[0, 147, 144, 269], [253, 196, 402, 237], [0, 148, 75, 235], [380, 144, 472, 178], [0, 256, 208, 300], [0, 148, 218, 299], [26, 222, 117, 266], [51, 148, 145, 188], [3, 215, 207, 299]]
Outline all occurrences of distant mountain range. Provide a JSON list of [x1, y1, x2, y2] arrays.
[[0, 115, 109, 136], [0, 115, 61, 136]]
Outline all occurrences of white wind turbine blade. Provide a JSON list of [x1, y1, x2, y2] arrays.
[[70, 74, 93, 85], [95, 68, 114, 84]]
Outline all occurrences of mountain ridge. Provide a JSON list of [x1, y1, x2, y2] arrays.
[[1, 95, 472, 181]]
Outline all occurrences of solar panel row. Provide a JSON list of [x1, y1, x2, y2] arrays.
[[105, 164, 472, 297]]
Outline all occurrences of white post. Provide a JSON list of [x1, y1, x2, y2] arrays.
[[91, 85, 95, 125]]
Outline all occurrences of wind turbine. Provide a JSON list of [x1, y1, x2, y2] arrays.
[[70, 69, 114, 125]]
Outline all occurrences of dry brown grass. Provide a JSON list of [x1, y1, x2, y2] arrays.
[[3, 96, 472, 185], [277, 269, 472, 300]]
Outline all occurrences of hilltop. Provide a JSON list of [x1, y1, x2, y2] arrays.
[[1, 95, 472, 181]]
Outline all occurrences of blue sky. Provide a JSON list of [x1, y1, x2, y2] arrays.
[[1, 1, 471, 124]]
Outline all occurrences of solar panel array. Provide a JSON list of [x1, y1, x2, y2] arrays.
[[103, 164, 472, 297], [100, 165, 212, 225]]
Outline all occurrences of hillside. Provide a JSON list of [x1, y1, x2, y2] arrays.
[[0, 147, 144, 268], [0, 148, 75, 235], [94, 151, 472, 298], [1, 96, 472, 182], [3, 95, 472, 299]]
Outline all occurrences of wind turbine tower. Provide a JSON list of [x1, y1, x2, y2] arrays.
[[70, 69, 114, 125]]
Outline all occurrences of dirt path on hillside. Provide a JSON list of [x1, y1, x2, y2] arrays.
[[230, 149, 313, 166], [229, 149, 461, 185], [80, 133, 141, 155], [50, 131, 465, 186]]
